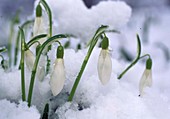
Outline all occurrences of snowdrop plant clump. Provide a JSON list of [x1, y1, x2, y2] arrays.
[[1, 0, 164, 118]]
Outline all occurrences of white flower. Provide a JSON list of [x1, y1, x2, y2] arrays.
[[50, 58, 66, 96], [25, 49, 45, 81], [33, 17, 47, 44], [36, 66, 45, 81], [97, 49, 112, 85], [139, 69, 152, 96], [25, 50, 35, 71]]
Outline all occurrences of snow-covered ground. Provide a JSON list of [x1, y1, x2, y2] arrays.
[[0, 0, 170, 119]]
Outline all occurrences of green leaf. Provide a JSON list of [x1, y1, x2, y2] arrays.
[[0, 47, 7, 53], [26, 34, 47, 49], [41, 103, 49, 119], [136, 34, 141, 59]]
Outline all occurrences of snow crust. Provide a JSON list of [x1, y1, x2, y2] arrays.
[[0, 99, 40, 119], [0, 45, 170, 118], [35, 0, 131, 42]]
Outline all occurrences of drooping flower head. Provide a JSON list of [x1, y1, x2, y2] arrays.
[[139, 58, 152, 96], [33, 4, 46, 44], [97, 35, 112, 85], [25, 49, 35, 71], [50, 45, 66, 96], [25, 49, 45, 81]]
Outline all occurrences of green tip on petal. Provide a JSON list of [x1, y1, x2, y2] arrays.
[[36, 4, 42, 17], [57, 45, 64, 59], [146, 58, 152, 70], [36, 44, 41, 55], [101, 36, 109, 49]]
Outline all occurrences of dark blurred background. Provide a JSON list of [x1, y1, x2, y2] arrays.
[[0, 0, 170, 19]]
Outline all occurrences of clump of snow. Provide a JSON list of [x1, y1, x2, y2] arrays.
[[35, 0, 131, 42], [0, 67, 51, 111], [1, 44, 170, 118], [0, 99, 40, 119], [0, 69, 21, 100]]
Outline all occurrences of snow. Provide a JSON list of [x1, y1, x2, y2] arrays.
[[36, 0, 131, 42], [0, 0, 170, 119], [1, 45, 170, 118], [0, 69, 21, 100], [0, 99, 40, 119]]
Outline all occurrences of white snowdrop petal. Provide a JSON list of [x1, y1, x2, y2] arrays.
[[25, 50, 35, 71], [33, 17, 45, 36], [33, 17, 46, 45], [36, 66, 45, 81], [25, 49, 45, 81], [139, 69, 152, 96], [147, 71, 152, 87], [50, 59, 66, 96], [97, 50, 112, 85]]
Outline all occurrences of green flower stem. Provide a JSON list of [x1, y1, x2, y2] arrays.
[[19, 28, 26, 101], [14, 20, 34, 66], [139, 54, 150, 59], [40, 0, 52, 37], [68, 25, 108, 101], [0, 47, 7, 53], [41, 103, 49, 119], [27, 34, 67, 107], [17, 34, 47, 70], [40, 0, 53, 74], [117, 34, 141, 79], [26, 34, 47, 49]]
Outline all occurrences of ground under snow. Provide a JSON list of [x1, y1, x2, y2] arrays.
[[0, 0, 170, 119]]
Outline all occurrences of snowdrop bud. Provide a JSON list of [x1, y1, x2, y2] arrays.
[[50, 45, 65, 96], [25, 49, 45, 81], [25, 49, 35, 71], [57, 45, 64, 59], [97, 35, 112, 85], [50, 58, 65, 96], [101, 36, 109, 49], [97, 49, 112, 85], [139, 58, 152, 96], [36, 4, 42, 17], [146, 58, 152, 70], [33, 5, 46, 45]]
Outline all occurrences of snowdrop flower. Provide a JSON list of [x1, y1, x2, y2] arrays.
[[25, 49, 45, 81], [25, 49, 35, 71], [33, 4, 46, 44], [139, 58, 152, 96], [97, 35, 112, 85], [50, 45, 66, 96]]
